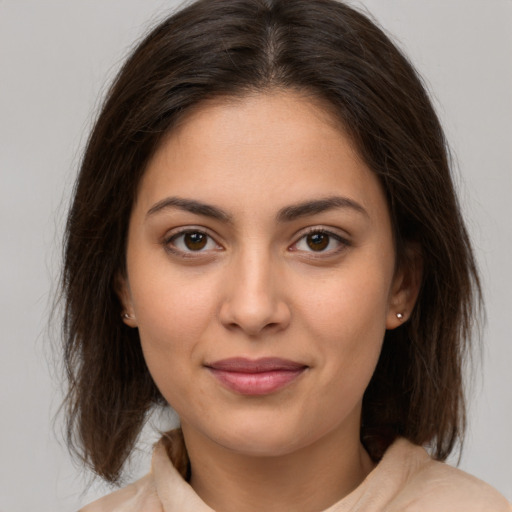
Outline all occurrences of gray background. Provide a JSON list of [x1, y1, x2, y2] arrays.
[[0, 1, 510, 510]]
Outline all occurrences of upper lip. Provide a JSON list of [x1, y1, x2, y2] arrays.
[[206, 357, 307, 373]]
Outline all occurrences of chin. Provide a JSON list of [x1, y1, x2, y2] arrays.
[[205, 415, 321, 458], [219, 433, 303, 458]]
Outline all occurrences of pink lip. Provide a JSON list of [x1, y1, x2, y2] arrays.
[[206, 357, 308, 396]]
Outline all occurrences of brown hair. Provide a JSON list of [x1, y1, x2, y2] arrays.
[[61, 0, 481, 483]]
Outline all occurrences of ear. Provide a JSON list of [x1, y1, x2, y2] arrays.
[[386, 243, 423, 330], [115, 272, 138, 328]]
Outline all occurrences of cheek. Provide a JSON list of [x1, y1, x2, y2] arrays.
[[131, 259, 218, 340], [293, 261, 392, 383], [296, 262, 392, 338], [135, 292, 211, 418], [129, 267, 219, 397]]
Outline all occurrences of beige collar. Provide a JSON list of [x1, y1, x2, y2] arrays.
[[151, 438, 431, 512]]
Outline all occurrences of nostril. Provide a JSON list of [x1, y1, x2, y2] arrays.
[[220, 300, 291, 337]]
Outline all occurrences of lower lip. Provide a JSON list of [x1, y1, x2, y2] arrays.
[[208, 368, 306, 395]]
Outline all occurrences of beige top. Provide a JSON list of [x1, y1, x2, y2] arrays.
[[80, 438, 511, 511]]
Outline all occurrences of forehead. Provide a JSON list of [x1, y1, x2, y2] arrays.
[[134, 91, 386, 221]]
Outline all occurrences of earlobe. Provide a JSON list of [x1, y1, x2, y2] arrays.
[[386, 244, 423, 330], [121, 308, 138, 328], [115, 273, 138, 328]]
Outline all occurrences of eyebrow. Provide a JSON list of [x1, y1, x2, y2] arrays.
[[146, 195, 367, 223], [146, 197, 233, 222], [276, 196, 368, 222]]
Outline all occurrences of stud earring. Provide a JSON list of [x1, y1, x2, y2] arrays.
[[122, 312, 134, 320], [396, 312, 404, 320]]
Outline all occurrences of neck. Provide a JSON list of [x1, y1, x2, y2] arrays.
[[182, 424, 374, 512]]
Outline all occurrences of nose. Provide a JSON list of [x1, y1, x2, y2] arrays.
[[219, 248, 291, 337]]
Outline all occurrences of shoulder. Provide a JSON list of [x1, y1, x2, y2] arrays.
[[386, 440, 511, 512], [79, 474, 163, 512], [78, 433, 209, 512]]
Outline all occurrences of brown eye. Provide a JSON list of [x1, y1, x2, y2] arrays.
[[291, 229, 349, 255], [166, 230, 219, 255], [184, 232, 207, 251], [306, 232, 329, 251]]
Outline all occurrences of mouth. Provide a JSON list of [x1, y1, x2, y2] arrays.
[[205, 357, 308, 396]]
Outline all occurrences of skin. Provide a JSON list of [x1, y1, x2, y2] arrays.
[[120, 91, 420, 512]]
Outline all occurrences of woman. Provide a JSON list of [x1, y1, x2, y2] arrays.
[[61, 0, 511, 510]]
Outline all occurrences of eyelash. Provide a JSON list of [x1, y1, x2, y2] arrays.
[[163, 227, 351, 258], [163, 228, 221, 258], [290, 228, 351, 257]]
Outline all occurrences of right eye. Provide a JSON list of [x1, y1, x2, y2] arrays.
[[165, 229, 221, 256]]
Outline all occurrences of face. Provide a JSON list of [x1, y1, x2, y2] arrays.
[[120, 91, 415, 457]]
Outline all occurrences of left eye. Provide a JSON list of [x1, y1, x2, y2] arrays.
[[292, 231, 346, 253], [167, 230, 219, 253]]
